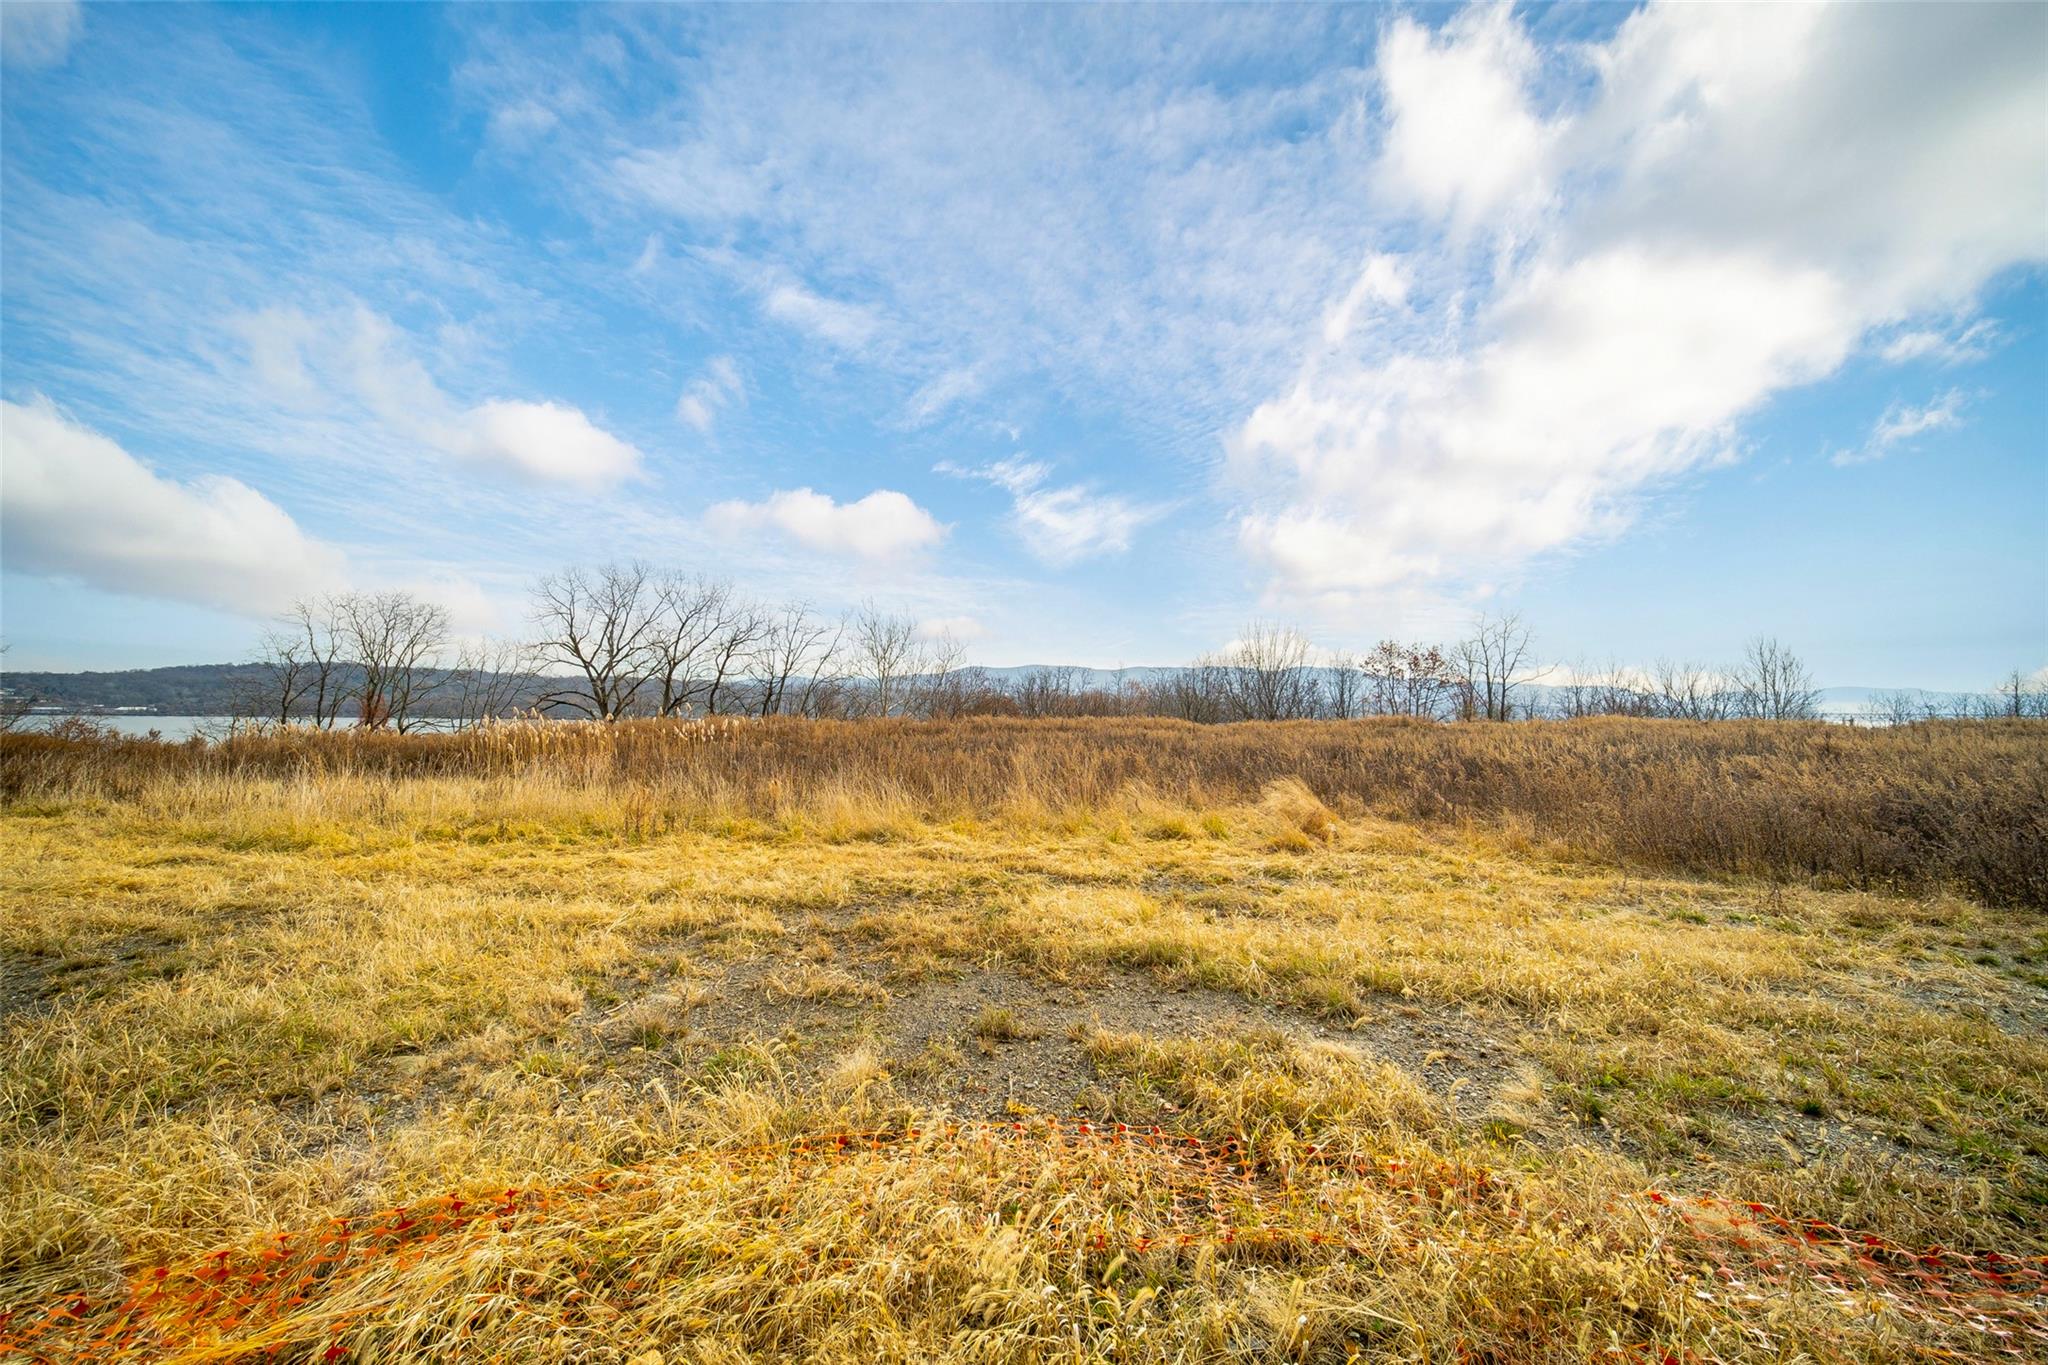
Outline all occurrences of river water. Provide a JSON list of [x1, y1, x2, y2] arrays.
[[15, 716, 470, 740]]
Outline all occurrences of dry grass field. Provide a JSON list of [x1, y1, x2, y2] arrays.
[[2, 718, 2044, 1362]]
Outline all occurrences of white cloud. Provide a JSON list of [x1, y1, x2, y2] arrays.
[[940, 456, 1168, 567], [612, 143, 770, 222], [1870, 390, 1969, 447], [488, 99, 560, 145], [1879, 319, 2002, 367], [1374, 7, 1554, 226], [676, 354, 744, 433], [234, 304, 646, 488], [0, 396, 344, 614], [1237, 246, 1850, 594], [1833, 389, 1969, 467], [397, 573, 515, 638], [904, 366, 982, 426], [1321, 255, 1408, 347], [456, 399, 643, 488], [762, 282, 880, 349], [706, 488, 947, 559], [1234, 2, 2048, 606], [518, 2, 2042, 618], [1, 0, 80, 68], [1010, 486, 1165, 567]]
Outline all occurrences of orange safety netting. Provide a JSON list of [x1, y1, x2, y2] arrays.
[[2, 1120, 2041, 1362]]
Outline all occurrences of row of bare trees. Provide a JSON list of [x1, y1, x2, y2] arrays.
[[243, 564, 977, 728], [1868, 671, 2048, 724], [524, 563, 967, 721], [1007, 617, 1843, 725], [244, 593, 458, 732], [1551, 637, 1824, 723], [1150, 614, 1540, 723], [239, 569, 2041, 729]]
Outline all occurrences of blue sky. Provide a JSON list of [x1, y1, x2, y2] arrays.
[[1, 1, 2042, 688]]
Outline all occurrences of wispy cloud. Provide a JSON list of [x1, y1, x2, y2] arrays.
[[903, 366, 982, 426], [1, 0, 81, 68], [676, 354, 743, 434], [532, 6, 1391, 446], [939, 457, 1169, 566], [1833, 390, 1969, 467], [761, 282, 881, 350], [0, 13, 656, 584], [1879, 319, 2002, 367], [239, 304, 645, 488]]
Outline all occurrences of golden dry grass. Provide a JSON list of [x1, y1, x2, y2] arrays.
[[6, 714, 2044, 908], [2, 724, 2044, 1361]]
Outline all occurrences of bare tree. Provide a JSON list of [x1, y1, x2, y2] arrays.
[[283, 597, 350, 728], [450, 638, 536, 727], [1324, 650, 1362, 719], [244, 626, 315, 724], [1453, 612, 1539, 722], [701, 599, 769, 715], [530, 563, 663, 720], [1992, 669, 2048, 719], [246, 594, 433, 729], [0, 643, 36, 733], [1221, 621, 1320, 721], [1598, 664, 1660, 718], [1013, 665, 1080, 718], [645, 574, 731, 717], [1651, 659, 1732, 721], [752, 603, 845, 717], [1553, 657, 1596, 720], [1361, 640, 1457, 719], [851, 605, 925, 717], [336, 591, 449, 732], [1553, 658, 1658, 718], [1155, 659, 1231, 724], [911, 631, 972, 718], [1732, 637, 1821, 720]]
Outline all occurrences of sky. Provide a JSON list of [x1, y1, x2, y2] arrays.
[[1, 0, 2043, 689]]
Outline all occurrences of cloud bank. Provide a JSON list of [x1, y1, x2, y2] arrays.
[[0, 396, 343, 614], [1231, 3, 2047, 605]]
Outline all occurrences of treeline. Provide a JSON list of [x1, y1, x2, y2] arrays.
[[18, 560, 2041, 731], [0, 664, 275, 715]]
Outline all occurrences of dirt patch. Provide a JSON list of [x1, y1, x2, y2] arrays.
[[0, 931, 191, 1023], [0, 948, 55, 1024], [1885, 969, 2048, 1042], [565, 925, 1523, 1124]]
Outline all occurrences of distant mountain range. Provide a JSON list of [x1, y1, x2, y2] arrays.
[[0, 661, 1992, 722]]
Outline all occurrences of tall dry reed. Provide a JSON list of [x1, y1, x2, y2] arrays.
[[5, 715, 2043, 907]]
